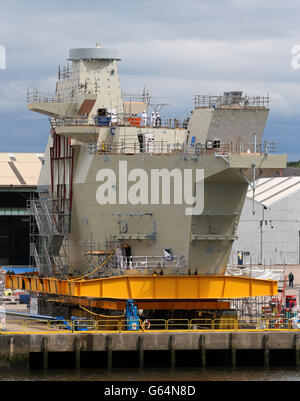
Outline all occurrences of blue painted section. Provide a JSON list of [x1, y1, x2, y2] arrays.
[[126, 299, 139, 331], [71, 316, 90, 331], [1, 266, 37, 274], [5, 311, 54, 320], [55, 316, 90, 331], [56, 316, 72, 330], [94, 116, 111, 126], [19, 294, 30, 304]]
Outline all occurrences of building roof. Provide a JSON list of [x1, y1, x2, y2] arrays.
[[0, 153, 44, 187], [280, 167, 300, 177], [247, 176, 300, 207]]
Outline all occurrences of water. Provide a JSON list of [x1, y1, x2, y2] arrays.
[[1, 366, 300, 381]]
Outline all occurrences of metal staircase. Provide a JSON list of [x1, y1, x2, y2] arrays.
[[29, 195, 72, 278]]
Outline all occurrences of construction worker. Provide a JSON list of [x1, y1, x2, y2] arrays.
[[150, 112, 156, 128], [155, 112, 161, 127], [237, 251, 243, 266], [141, 111, 148, 127], [289, 272, 294, 288]]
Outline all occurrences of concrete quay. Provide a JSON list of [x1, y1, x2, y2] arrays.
[[1, 331, 300, 370]]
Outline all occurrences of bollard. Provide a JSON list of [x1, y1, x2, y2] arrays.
[[9, 336, 29, 370], [229, 333, 236, 368], [169, 335, 176, 368], [0, 336, 10, 369], [199, 334, 206, 368], [262, 334, 269, 368], [294, 334, 300, 368], [74, 337, 81, 370], [106, 335, 112, 370], [42, 337, 49, 370], [138, 335, 144, 369]]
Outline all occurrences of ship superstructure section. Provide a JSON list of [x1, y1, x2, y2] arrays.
[[18, 45, 286, 305]]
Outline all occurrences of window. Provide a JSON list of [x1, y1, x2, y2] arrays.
[[213, 139, 221, 149], [206, 140, 213, 149]]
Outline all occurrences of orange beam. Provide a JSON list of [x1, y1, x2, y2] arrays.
[[5, 273, 278, 300]]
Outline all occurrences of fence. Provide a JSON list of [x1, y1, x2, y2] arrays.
[[2, 317, 300, 334], [226, 264, 285, 280], [194, 94, 270, 108], [88, 139, 280, 156], [113, 255, 185, 271], [27, 90, 77, 104], [50, 115, 189, 130]]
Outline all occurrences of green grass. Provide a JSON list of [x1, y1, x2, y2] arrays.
[[287, 160, 300, 168]]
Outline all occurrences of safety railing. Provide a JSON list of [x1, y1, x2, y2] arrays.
[[51, 116, 90, 127], [89, 139, 178, 155], [88, 139, 280, 156], [112, 255, 186, 271], [73, 319, 97, 331], [2, 317, 300, 334], [96, 319, 121, 331], [25, 319, 57, 332], [226, 264, 285, 281], [51, 115, 189, 129], [166, 319, 190, 331], [141, 319, 167, 331], [190, 319, 214, 330], [236, 319, 259, 330], [27, 90, 77, 104], [48, 319, 73, 331], [194, 94, 270, 109]]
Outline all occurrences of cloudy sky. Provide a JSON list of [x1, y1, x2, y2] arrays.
[[0, 0, 300, 160]]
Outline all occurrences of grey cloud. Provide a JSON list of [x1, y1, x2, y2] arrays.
[[0, 0, 300, 159]]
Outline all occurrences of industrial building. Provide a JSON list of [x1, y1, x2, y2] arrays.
[[0, 153, 43, 267], [230, 169, 300, 266]]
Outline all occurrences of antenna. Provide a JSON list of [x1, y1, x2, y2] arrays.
[[149, 103, 170, 113]]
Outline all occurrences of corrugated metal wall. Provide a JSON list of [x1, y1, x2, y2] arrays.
[[230, 186, 300, 265]]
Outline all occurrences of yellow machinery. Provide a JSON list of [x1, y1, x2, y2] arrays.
[[6, 273, 277, 312]]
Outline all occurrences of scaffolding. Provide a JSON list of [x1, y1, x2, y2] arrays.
[[80, 237, 117, 277], [225, 262, 286, 322], [28, 195, 72, 278], [27, 126, 76, 279], [78, 236, 186, 279], [228, 296, 274, 322]]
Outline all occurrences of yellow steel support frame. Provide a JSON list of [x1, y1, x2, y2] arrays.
[[42, 296, 232, 310], [6, 274, 278, 301]]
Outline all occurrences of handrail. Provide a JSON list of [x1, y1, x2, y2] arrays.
[[194, 94, 270, 108], [51, 115, 189, 130], [2, 316, 300, 334], [88, 140, 280, 156], [114, 255, 185, 271]]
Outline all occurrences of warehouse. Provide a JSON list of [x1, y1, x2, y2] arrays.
[[0, 153, 43, 267], [230, 171, 300, 266]]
